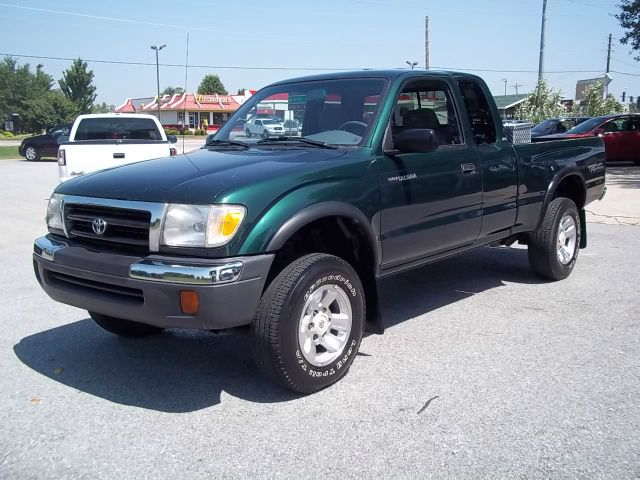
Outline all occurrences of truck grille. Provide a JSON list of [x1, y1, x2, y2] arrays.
[[65, 203, 151, 253]]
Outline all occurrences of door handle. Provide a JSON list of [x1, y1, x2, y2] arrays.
[[461, 163, 476, 174], [113, 153, 125, 159]]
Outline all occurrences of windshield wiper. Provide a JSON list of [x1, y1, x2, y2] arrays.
[[256, 136, 338, 149], [205, 139, 249, 148]]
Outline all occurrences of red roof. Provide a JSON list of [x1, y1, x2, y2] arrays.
[[114, 99, 136, 113]]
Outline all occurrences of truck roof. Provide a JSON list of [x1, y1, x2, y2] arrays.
[[268, 69, 481, 87]]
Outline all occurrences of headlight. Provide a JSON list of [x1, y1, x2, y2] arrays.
[[46, 193, 64, 232], [161, 204, 246, 248]]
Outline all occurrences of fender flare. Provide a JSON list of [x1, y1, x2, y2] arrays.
[[539, 167, 586, 223], [266, 201, 380, 267]]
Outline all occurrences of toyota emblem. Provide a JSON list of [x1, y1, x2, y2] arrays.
[[92, 217, 107, 235]]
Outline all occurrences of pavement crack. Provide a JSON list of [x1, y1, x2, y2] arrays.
[[417, 395, 439, 414]]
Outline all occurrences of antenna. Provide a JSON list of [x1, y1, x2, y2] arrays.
[[182, 32, 189, 153]]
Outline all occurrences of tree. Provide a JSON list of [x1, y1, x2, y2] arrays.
[[59, 58, 97, 114], [197, 74, 228, 95], [515, 80, 564, 124], [617, 0, 640, 61], [92, 102, 115, 113], [575, 82, 624, 116], [237, 88, 246, 95], [0, 56, 54, 132], [23, 90, 77, 132], [161, 86, 184, 96]]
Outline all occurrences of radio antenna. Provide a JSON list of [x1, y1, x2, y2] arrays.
[[182, 31, 189, 153]]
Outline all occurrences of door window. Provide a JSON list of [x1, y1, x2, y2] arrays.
[[603, 118, 626, 133], [389, 82, 462, 148], [458, 80, 497, 144]]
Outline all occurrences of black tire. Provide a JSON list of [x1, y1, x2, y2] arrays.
[[89, 312, 163, 337], [24, 145, 40, 161], [262, 129, 269, 139], [528, 197, 581, 281], [245, 128, 252, 138], [252, 253, 365, 394]]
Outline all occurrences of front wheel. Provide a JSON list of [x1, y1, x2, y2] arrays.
[[252, 254, 365, 394], [245, 128, 252, 138], [89, 312, 164, 337], [528, 197, 581, 281], [262, 129, 269, 139]]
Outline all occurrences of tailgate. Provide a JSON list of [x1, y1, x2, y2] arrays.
[[61, 141, 173, 180]]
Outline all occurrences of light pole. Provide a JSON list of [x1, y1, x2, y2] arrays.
[[406, 61, 418, 70], [502, 78, 508, 96], [150, 44, 166, 121]]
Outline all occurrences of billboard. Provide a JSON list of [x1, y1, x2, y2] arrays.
[[575, 74, 612, 101]]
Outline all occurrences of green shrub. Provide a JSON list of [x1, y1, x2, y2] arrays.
[[2, 131, 15, 137], [194, 129, 206, 136], [182, 129, 194, 136], [164, 128, 180, 135]]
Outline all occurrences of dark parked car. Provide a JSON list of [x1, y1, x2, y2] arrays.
[[531, 117, 590, 139], [19, 124, 72, 161], [535, 114, 640, 163]]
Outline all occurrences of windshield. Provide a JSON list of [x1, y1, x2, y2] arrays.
[[532, 119, 557, 133], [566, 116, 607, 134], [215, 77, 388, 147]]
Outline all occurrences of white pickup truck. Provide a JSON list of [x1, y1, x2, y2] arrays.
[[57, 113, 177, 182]]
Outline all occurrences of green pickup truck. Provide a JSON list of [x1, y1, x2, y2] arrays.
[[34, 70, 606, 393]]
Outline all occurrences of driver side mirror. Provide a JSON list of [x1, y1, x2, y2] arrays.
[[593, 128, 605, 137], [393, 129, 439, 154], [167, 134, 177, 144], [57, 135, 69, 145]]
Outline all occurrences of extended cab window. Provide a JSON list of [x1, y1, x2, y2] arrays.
[[74, 118, 161, 141], [458, 80, 497, 145], [389, 82, 462, 148]]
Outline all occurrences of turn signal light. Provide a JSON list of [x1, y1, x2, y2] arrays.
[[58, 148, 66, 166], [222, 212, 243, 236], [179, 290, 199, 315], [170, 147, 177, 156]]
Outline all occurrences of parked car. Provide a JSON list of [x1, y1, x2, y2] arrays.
[[535, 114, 640, 163], [18, 124, 73, 161], [531, 117, 591, 139], [34, 70, 605, 393], [245, 118, 285, 138], [57, 113, 177, 182], [282, 119, 301, 136]]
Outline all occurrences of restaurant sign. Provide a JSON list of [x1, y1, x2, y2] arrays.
[[196, 94, 234, 104]]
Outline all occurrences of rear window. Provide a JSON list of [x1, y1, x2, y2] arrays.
[[74, 117, 162, 141]]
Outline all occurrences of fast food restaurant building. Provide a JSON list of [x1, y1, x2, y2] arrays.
[[115, 92, 253, 131]]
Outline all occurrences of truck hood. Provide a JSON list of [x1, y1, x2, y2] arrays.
[[55, 147, 346, 204]]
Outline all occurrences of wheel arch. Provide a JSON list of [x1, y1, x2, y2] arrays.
[[265, 202, 384, 334]]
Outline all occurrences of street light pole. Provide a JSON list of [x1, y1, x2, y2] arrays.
[[537, 0, 547, 83], [150, 44, 166, 121], [406, 61, 418, 70], [502, 78, 508, 96]]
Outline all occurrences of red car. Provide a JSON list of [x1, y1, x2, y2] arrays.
[[537, 114, 640, 163]]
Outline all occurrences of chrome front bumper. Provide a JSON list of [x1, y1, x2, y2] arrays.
[[34, 236, 243, 285], [33, 235, 274, 330]]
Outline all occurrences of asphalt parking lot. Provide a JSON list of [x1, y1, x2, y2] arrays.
[[1, 160, 639, 479]]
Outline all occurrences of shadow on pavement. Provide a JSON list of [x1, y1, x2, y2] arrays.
[[606, 164, 640, 190], [14, 246, 540, 411]]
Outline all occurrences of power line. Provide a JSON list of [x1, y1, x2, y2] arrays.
[[0, 52, 612, 75]]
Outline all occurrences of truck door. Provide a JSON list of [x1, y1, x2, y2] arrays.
[[377, 78, 482, 267], [458, 80, 518, 242]]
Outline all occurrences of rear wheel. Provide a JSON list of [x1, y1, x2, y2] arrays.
[[528, 197, 581, 281], [252, 253, 365, 394], [24, 145, 40, 161], [89, 312, 163, 337], [245, 128, 252, 138]]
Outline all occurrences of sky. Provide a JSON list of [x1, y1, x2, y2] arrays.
[[1, 0, 638, 106]]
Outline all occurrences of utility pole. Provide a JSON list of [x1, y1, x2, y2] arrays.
[[538, 0, 547, 83], [511, 82, 523, 94], [150, 44, 166, 120], [605, 33, 612, 98], [406, 61, 418, 69], [502, 78, 508, 96], [425, 16, 430, 70]]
